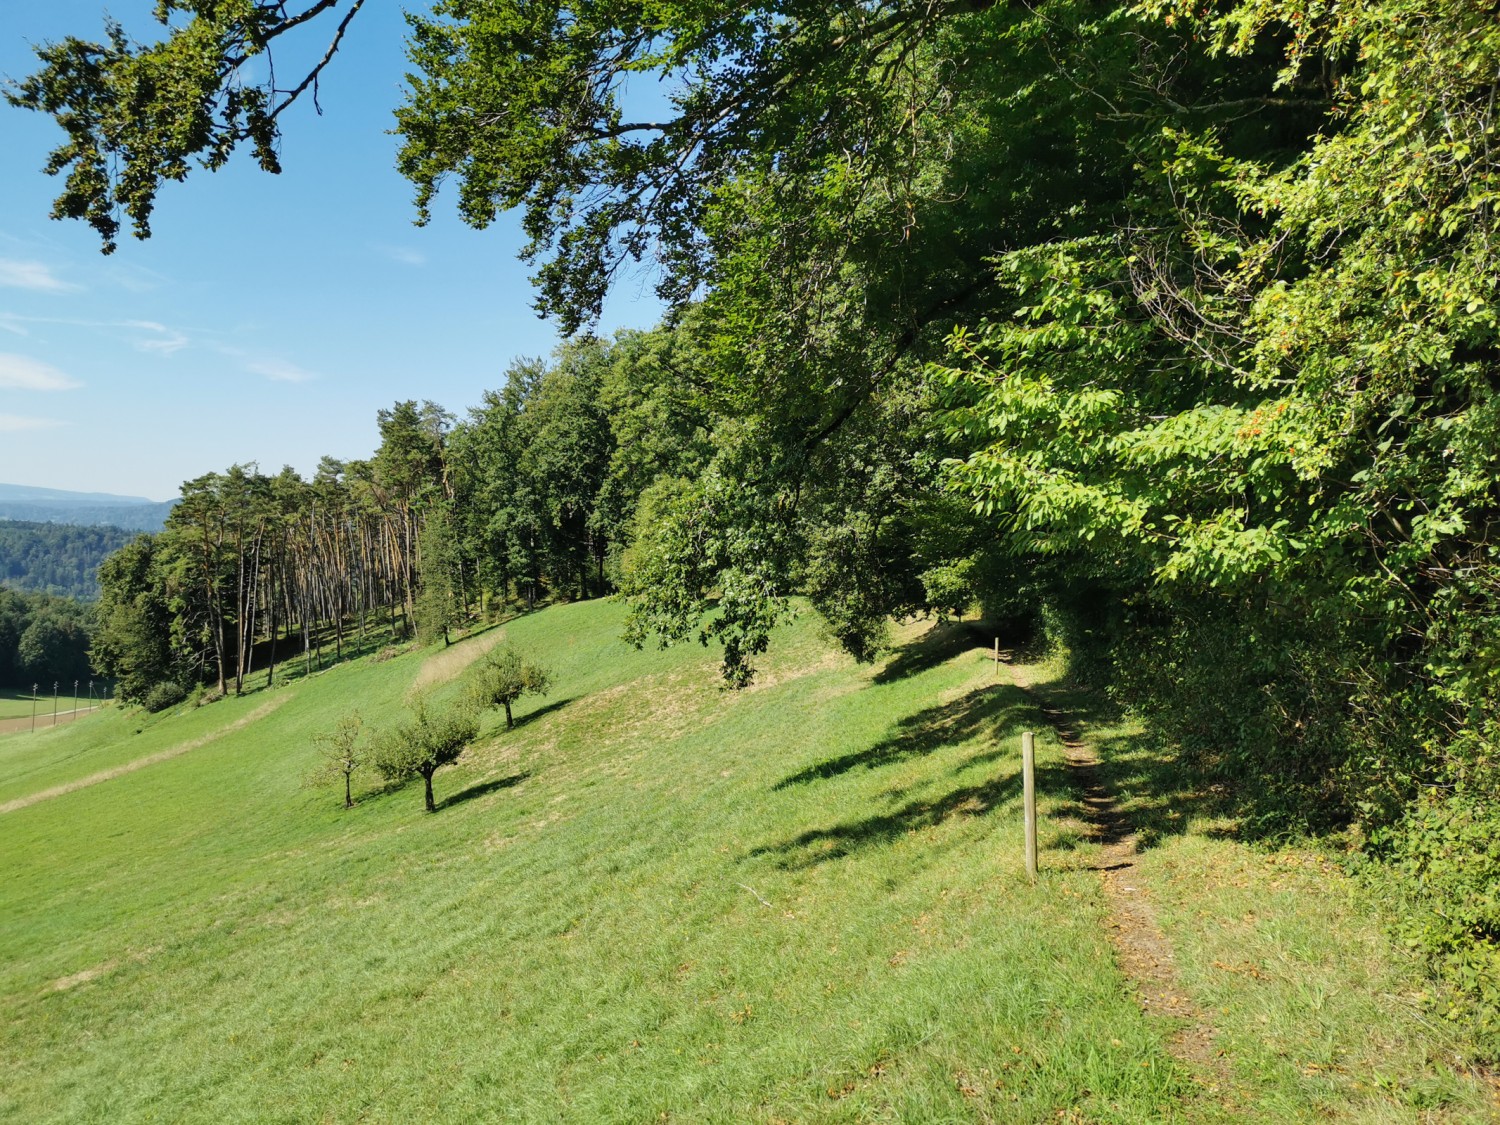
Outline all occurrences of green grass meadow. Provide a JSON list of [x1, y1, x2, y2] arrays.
[[0, 686, 67, 721], [0, 603, 1493, 1122]]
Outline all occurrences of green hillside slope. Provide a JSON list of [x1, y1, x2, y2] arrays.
[[0, 603, 1491, 1123]]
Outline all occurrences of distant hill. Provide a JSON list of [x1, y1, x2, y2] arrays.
[[0, 520, 141, 600], [0, 483, 174, 532]]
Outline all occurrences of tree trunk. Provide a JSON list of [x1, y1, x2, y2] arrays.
[[423, 768, 436, 813], [344, 770, 353, 809], [504, 699, 514, 729], [266, 569, 278, 688]]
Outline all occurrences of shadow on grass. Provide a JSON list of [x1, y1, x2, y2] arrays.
[[1020, 674, 1234, 851], [774, 684, 1029, 789], [873, 620, 991, 685], [752, 761, 1081, 869], [438, 771, 530, 810], [510, 697, 576, 729]]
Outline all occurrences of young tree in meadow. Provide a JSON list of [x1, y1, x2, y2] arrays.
[[372, 695, 479, 813], [307, 711, 367, 810], [469, 645, 552, 729]]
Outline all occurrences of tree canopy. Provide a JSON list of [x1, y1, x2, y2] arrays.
[[22, 0, 1500, 1036]]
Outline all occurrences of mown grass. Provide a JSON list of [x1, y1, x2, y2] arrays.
[[1022, 673, 1500, 1123], [0, 685, 91, 721], [0, 604, 1493, 1122]]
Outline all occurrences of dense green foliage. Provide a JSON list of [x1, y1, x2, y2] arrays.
[[371, 694, 479, 812], [21, 0, 1500, 1043], [0, 519, 137, 600], [0, 587, 93, 690]]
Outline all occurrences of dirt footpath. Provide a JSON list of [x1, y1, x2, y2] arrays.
[[0, 706, 101, 736], [1003, 653, 1238, 1107]]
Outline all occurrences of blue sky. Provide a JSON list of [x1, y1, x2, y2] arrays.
[[0, 2, 665, 501]]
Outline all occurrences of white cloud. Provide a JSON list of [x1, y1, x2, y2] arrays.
[[0, 259, 80, 294], [0, 413, 63, 431], [374, 244, 427, 267], [104, 262, 170, 293], [123, 320, 190, 355], [0, 354, 81, 391], [244, 357, 316, 383], [0, 315, 192, 354]]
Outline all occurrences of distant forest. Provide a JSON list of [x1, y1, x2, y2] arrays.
[[0, 520, 139, 601], [0, 587, 92, 690], [0, 498, 173, 532]]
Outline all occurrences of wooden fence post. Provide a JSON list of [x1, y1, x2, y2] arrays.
[[1022, 730, 1037, 881]]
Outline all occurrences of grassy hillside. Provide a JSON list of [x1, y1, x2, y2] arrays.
[[0, 602, 1492, 1123]]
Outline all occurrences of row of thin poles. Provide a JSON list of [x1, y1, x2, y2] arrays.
[[28, 679, 103, 732]]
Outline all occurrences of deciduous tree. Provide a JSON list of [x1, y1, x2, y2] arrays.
[[307, 710, 367, 809], [468, 644, 551, 729], [372, 695, 479, 812]]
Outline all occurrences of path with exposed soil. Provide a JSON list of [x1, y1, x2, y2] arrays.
[[0, 696, 289, 815], [1002, 652, 1238, 1106], [0, 705, 102, 736]]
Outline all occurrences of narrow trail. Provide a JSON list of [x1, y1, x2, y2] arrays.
[[0, 695, 289, 815], [412, 626, 508, 690], [1002, 653, 1237, 1105], [0, 705, 102, 736]]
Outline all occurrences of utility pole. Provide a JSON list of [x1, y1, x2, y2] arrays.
[[52, 682, 59, 725], [31, 684, 38, 732], [72, 680, 79, 721]]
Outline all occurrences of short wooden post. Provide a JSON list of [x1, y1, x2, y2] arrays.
[[994, 637, 1000, 676], [1022, 730, 1037, 881]]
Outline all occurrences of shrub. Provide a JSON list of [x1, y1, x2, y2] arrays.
[[142, 680, 187, 713], [1378, 789, 1500, 1055]]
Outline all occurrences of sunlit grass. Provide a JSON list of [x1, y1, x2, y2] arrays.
[[1024, 672, 1498, 1123], [0, 605, 1492, 1122], [0, 684, 87, 721]]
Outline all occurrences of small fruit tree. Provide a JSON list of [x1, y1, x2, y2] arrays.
[[469, 644, 552, 729], [372, 695, 479, 812], [307, 710, 367, 809]]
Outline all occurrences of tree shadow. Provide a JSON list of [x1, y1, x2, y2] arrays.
[[751, 761, 1079, 870], [1019, 674, 1235, 852], [510, 696, 575, 729], [873, 620, 991, 685], [773, 684, 1028, 789], [437, 771, 531, 810]]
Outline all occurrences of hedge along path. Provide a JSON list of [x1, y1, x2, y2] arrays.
[[411, 626, 508, 692], [0, 695, 290, 816], [1002, 651, 1239, 1106]]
